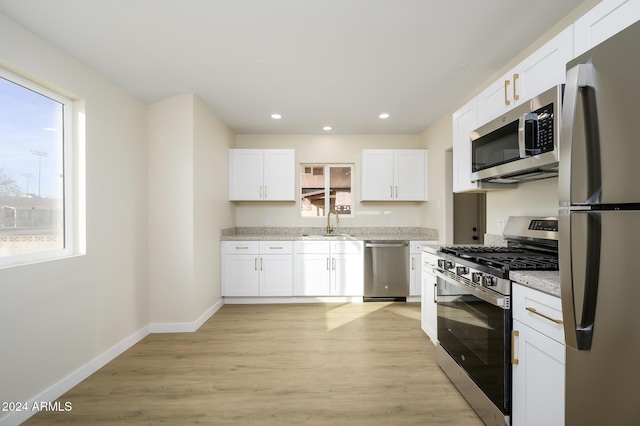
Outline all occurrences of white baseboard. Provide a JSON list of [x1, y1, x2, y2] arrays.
[[0, 325, 150, 426], [149, 299, 224, 333], [223, 296, 365, 304]]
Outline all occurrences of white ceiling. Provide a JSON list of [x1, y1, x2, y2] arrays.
[[0, 0, 587, 135]]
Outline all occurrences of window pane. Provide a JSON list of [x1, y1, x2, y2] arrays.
[[0, 76, 65, 257], [329, 166, 352, 215], [300, 164, 325, 217]]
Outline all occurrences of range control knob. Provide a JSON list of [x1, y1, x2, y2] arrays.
[[482, 276, 497, 287], [471, 272, 483, 284], [456, 266, 469, 275]]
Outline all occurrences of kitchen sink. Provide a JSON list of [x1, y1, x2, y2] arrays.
[[300, 233, 357, 240]]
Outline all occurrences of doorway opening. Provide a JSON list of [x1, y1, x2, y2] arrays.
[[445, 149, 487, 245]]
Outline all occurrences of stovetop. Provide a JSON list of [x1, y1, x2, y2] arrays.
[[438, 246, 558, 272]]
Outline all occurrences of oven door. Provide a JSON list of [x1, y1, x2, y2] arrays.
[[435, 270, 511, 415]]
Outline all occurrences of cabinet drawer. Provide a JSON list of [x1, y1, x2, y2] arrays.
[[513, 283, 564, 344], [223, 241, 260, 254], [260, 241, 293, 254], [331, 240, 363, 254], [294, 241, 331, 254], [421, 251, 438, 272]]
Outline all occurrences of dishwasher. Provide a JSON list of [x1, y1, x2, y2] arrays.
[[364, 240, 409, 301]]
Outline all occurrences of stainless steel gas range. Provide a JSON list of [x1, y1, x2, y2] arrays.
[[434, 216, 558, 426]]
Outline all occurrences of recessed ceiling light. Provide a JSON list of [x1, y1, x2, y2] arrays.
[[379, 113, 390, 119], [271, 113, 282, 119], [323, 126, 332, 131]]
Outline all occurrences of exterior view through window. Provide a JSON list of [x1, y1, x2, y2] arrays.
[[0, 73, 67, 259], [300, 164, 353, 217]]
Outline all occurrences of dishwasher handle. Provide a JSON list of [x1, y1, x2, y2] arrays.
[[365, 242, 409, 248]]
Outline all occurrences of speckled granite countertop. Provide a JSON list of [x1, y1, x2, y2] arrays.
[[510, 271, 560, 297], [221, 226, 439, 242]]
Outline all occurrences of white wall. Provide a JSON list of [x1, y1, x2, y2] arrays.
[[148, 94, 235, 327], [235, 134, 428, 228], [486, 178, 559, 234], [419, 115, 453, 243], [193, 96, 235, 313], [0, 12, 148, 423]]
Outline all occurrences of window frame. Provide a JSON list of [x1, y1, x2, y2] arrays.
[[0, 67, 75, 268], [299, 163, 354, 219]]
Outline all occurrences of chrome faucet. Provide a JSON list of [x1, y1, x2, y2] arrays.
[[326, 209, 339, 234]]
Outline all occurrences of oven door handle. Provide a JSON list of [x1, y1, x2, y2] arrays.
[[435, 269, 508, 309]]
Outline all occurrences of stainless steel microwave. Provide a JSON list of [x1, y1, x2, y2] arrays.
[[470, 85, 562, 184]]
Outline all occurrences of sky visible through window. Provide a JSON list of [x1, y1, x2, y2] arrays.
[[0, 76, 63, 199]]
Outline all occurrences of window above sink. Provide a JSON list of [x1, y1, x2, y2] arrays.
[[300, 164, 353, 218]]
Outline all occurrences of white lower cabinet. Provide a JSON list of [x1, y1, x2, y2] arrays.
[[511, 283, 565, 426], [294, 240, 364, 296], [222, 241, 293, 297], [420, 250, 438, 344]]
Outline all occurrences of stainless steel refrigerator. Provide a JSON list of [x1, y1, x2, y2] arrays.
[[560, 19, 640, 426]]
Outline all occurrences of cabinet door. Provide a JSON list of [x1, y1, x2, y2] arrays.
[[574, 0, 640, 57], [395, 150, 427, 201], [421, 268, 437, 345], [409, 253, 421, 296], [294, 253, 331, 296], [222, 254, 259, 296], [331, 253, 364, 296], [259, 255, 293, 296], [229, 150, 264, 201], [512, 320, 565, 426], [263, 149, 295, 201], [477, 70, 514, 125], [362, 150, 394, 201], [452, 98, 480, 193], [518, 26, 573, 101]]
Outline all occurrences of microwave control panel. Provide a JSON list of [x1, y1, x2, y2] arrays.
[[526, 102, 554, 154]]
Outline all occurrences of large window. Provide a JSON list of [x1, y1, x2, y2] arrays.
[[0, 69, 72, 263], [300, 164, 353, 217]]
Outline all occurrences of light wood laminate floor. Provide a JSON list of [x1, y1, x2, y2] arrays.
[[24, 302, 482, 425]]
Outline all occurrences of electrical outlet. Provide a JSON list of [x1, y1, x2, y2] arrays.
[[391, 218, 397, 227], [264, 217, 270, 226], [498, 219, 504, 233]]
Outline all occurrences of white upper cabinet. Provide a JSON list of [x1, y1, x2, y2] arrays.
[[362, 149, 427, 201], [478, 26, 573, 125], [229, 149, 295, 201], [574, 0, 640, 57], [452, 98, 481, 193]]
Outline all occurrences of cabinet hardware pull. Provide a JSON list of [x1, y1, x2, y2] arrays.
[[504, 80, 511, 106], [264, 185, 267, 199], [259, 186, 263, 198], [511, 330, 519, 365], [513, 73, 520, 101], [269, 246, 283, 250], [236, 246, 249, 250], [390, 186, 393, 198], [332, 258, 336, 270], [260, 258, 263, 271], [395, 186, 398, 198], [525, 307, 563, 324], [411, 257, 415, 270], [433, 283, 437, 304], [254, 258, 257, 271]]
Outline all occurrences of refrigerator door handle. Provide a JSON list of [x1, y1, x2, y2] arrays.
[[560, 63, 602, 206], [561, 211, 601, 350]]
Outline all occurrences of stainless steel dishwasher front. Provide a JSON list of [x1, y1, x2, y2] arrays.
[[364, 240, 409, 301]]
